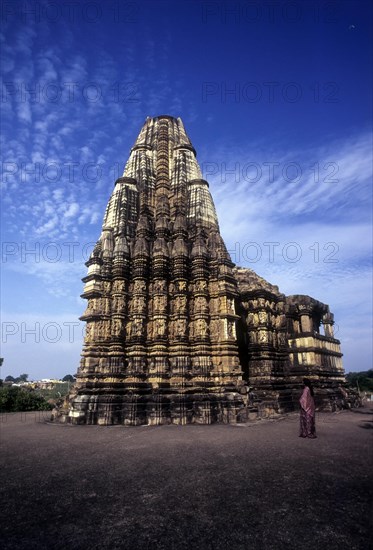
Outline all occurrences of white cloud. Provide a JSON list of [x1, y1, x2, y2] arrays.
[[35, 215, 58, 235], [52, 188, 64, 201], [64, 202, 79, 219], [17, 102, 32, 124], [14, 25, 36, 54], [64, 202, 79, 218], [37, 55, 58, 80]]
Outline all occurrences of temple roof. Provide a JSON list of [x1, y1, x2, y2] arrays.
[[233, 266, 281, 296]]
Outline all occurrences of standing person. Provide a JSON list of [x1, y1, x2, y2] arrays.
[[299, 378, 317, 438]]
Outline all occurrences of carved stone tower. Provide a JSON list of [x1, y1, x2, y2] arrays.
[[66, 115, 245, 424], [57, 115, 345, 425]]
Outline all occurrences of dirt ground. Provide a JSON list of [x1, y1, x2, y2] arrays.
[[0, 405, 372, 550]]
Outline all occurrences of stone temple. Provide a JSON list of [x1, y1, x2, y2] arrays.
[[56, 115, 345, 425]]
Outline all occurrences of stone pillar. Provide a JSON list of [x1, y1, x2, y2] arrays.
[[322, 312, 335, 337], [300, 312, 312, 332]]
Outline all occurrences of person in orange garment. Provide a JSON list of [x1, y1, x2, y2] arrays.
[[299, 378, 317, 438]]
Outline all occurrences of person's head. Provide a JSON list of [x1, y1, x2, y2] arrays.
[[303, 378, 314, 396]]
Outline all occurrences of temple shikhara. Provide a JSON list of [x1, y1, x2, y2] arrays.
[[56, 115, 345, 425]]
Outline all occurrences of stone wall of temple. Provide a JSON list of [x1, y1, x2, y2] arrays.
[[54, 116, 345, 425], [232, 269, 345, 413], [59, 116, 245, 425]]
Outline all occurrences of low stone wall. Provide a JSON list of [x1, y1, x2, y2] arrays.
[[53, 392, 246, 426]]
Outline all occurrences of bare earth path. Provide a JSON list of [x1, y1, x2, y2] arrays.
[[0, 406, 372, 550]]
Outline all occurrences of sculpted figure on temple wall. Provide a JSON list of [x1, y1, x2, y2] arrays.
[[100, 321, 109, 337], [168, 321, 175, 340], [195, 296, 207, 312], [132, 295, 146, 312], [103, 281, 111, 293], [176, 318, 186, 336], [249, 331, 257, 343], [155, 318, 166, 337], [154, 295, 166, 311], [210, 319, 220, 339], [154, 280, 166, 292], [147, 321, 153, 339], [258, 330, 268, 343], [126, 321, 132, 338], [209, 282, 219, 294], [175, 295, 187, 311], [134, 280, 146, 293], [196, 280, 207, 291], [247, 312, 254, 327], [209, 298, 218, 314], [104, 321, 111, 338], [132, 319, 144, 337], [258, 311, 267, 324], [113, 295, 125, 312], [178, 281, 187, 291], [276, 314, 287, 329], [219, 296, 226, 312], [85, 323, 94, 342], [196, 318, 208, 337], [276, 302, 284, 314], [96, 320, 104, 337], [112, 318, 122, 337], [113, 280, 125, 292]]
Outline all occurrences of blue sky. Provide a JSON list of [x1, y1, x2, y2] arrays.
[[1, 0, 372, 380]]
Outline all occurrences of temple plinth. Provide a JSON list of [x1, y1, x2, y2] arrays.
[[55, 116, 345, 425]]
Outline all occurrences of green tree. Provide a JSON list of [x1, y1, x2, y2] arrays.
[[62, 374, 75, 382], [5, 375, 15, 383], [0, 386, 52, 412], [346, 369, 373, 392], [15, 373, 29, 383]]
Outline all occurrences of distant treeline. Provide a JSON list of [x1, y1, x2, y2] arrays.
[[346, 369, 373, 392], [0, 386, 53, 413]]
